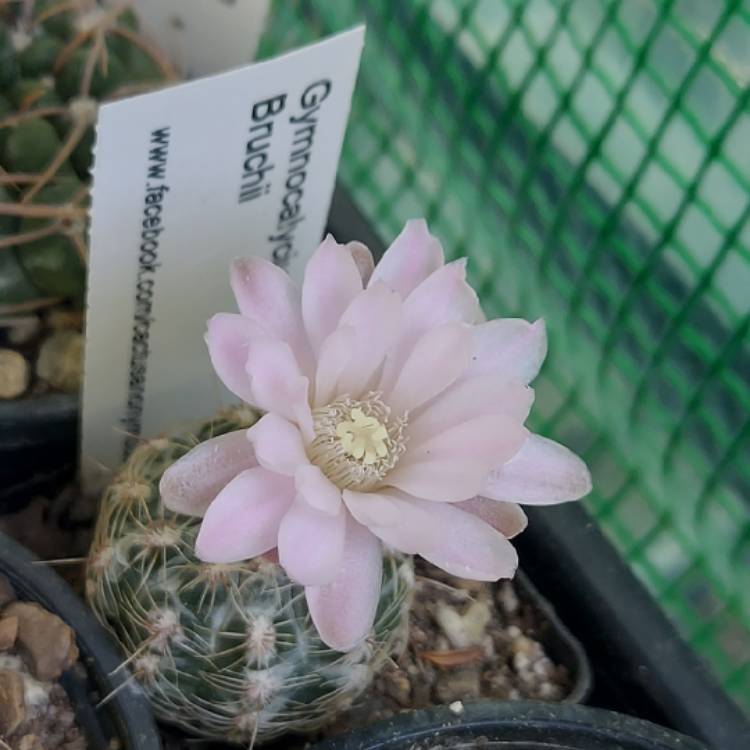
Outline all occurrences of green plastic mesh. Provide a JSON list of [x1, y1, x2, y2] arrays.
[[259, 0, 750, 711]]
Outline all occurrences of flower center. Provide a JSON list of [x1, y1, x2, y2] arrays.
[[309, 393, 407, 491], [336, 408, 389, 465]]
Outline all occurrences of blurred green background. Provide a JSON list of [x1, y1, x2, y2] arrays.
[[259, 0, 750, 711]]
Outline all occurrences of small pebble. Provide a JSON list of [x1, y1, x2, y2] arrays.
[[435, 666, 481, 703], [0, 348, 30, 399], [0, 617, 19, 651], [0, 668, 26, 735], [4, 602, 79, 681], [3, 315, 41, 346], [449, 700, 464, 715], [36, 330, 84, 393], [497, 582, 520, 615], [17, 735, 44, 750], [383, 669, 411, 707]]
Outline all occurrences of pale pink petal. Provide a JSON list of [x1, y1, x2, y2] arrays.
[[245, 336, 313, 440], [336, 282, 402, 399], [314, 326, 356, 407], [379, 261, 480, 395], [421, 501, 518, 580], [230, 257, 313, 376], [343, 489, 400, 528], [386, 322, 472, 415], [195, 468, 294, 563], [247, 414, 307, 476], [278, 499, 346, 586], [403, 259, 480, 331], [344, 489, 440, 554], [205, 313, 263, 404], [295, 464, 342, 515], [465, 318, 547, 385], [386, 458, 490, 503], [456, 497, 528, 539], [160, 430, 256, 518], [347, 241, 375, 285], [408, 376, 535, 444], [302, 235, 363, 354], [305, 517, 382, 651], [484, 434, 592, 505], [369, 219, 444, 297], [404, 415, 528, 469]]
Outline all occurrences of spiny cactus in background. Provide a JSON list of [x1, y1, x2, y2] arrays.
[[86, 407, 414, 744], [0, 0, 176, 312]]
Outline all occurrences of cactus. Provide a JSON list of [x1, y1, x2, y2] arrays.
[[86, 407, 414, 744], [0, 0, 176, 311]]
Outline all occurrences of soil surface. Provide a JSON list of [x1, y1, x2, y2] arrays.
[[325, 559, 570, 737], [0, 575, 86, 750]]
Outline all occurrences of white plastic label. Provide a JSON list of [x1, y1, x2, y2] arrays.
[[115, 0, 271, 76], [81, 27, 365, 482]]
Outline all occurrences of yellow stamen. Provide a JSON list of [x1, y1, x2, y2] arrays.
[[336, 408, 390, 465]]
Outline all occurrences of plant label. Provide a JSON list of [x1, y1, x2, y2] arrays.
[[81, 27, 365, 484]]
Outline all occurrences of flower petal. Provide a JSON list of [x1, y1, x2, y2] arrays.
[[160, 430, 256, 518], [456, 497, 528, 539], [314, 325, 357, 407], [245, 336, 313, 440], [345, 489, 440, 554], [205, 313, 263, 404], [305, 517, 382, 651], [278, 498, 346, 586], [420, 501, 519, 580], [405, 414, 528, 469], [230, 257, 313, 376], [386, 458, 490, 503], [386, 322, 472, 415], [247, 413, 307, 476], [369, 218, 444, 297], [302, 235, 363, 354], [403, 258, 480, 331], [343, 489, 401, 528], [296, 464, 342, 515], [347, 241, 375, 285], [195, 467, 294, 563], [465, 318, 547, 385], [336, 282, 402, 399], [408, 375, 535, 445], [483, 434, 592, 505], [378, 260, 479, 396]]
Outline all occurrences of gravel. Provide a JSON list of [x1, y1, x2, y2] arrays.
[[325, 559, 570, 737], [0, 574, 86, 750]]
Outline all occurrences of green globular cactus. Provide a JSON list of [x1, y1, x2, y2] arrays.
[[0, 1, 175, 310], [86, 407, 414, 744]]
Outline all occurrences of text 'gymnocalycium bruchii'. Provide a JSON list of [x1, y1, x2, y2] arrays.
[[160, 220, 592, 651]]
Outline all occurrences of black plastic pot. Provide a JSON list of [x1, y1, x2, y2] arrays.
[[0, 530, 160, 750], [312, 700, 707, 750], [0, 393, 78, 513]]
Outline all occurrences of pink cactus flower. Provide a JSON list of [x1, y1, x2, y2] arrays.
[[160, 220, 591, 650]]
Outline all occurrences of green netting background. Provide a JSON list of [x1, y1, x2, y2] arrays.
[[259, 0, 750, 711]]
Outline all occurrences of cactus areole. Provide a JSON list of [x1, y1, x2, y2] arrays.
[[87, 221, 591, 742]]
